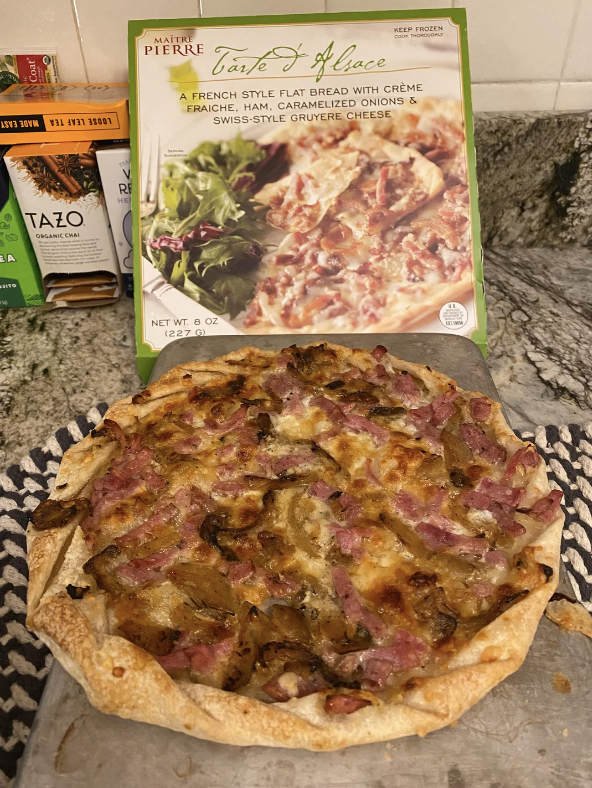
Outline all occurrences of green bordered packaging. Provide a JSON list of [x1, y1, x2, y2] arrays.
[[129, 9, 484, 383], [0, 145, 44, 308]]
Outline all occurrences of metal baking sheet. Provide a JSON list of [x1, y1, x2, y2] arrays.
[[16, 334, 592, 788]]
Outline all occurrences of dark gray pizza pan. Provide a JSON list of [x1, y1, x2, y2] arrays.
[[15, 334, 591, 788]]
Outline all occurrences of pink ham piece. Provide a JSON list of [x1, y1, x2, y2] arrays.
[[365, 363, 390, 386], [342, 367, 362, 382], [115, 503, 178, 547], [173, 486, 213, 517], [226, 561, 255, 586], [484, 550, 508, 569], [344, 413, 390, 445], [328, 524, 374, 559], [488, 503, 526, 537], [372, 345, 388, 361], [471, 582, 495, 598], [462, 478, 525, 510], [283, 391, 304, 415], [308, 480, 340, 500], [157, 639, 233, 674], [339, 493, 363, 525], [332, 566, 386, 638], [270, 452, 314, 476], [312, 427, 341, 444], [460, 423, 507, 464], [365, 458, 382, 486], [522, 490, 563, 523], [416, 522, 489, 555], [460, 489, 491, 510], [393, 491, 422, 522], [140, 465, 165, 491], [263, 573, 301, 598], [182, 409, 194, 425], [116, 547, 180, 585], [264, 374, 305, 398], [215, 462, 238, 479], [478, 477, 525, 508], [336, 630, 428, 690], [503, 444, 540, 482], [204, 406, 247, 435], [408, 405, 433, 422], [325, 695, 372, 714], [311, 396, 345, 424], [392, 371, 420, 405], [470, 397, 491, 422], [263, 672, 327, 702], [173, 435, 202, 454], [211, 480, 246, 496]]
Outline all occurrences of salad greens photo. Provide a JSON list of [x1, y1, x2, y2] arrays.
[[143, 135, 286, 319]]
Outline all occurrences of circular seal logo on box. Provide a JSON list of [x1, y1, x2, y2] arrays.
[[439, 302, 468, 330]]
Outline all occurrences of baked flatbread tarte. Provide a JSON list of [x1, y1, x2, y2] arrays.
[[27, 343, 562, 750]]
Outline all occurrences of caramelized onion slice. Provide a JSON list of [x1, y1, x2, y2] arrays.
[[31, 498, 90, 531]]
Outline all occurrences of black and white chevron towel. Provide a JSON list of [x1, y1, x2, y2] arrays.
[[0, 414, 590, 786]]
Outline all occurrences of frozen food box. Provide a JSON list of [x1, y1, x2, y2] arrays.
[[5, 140, 121, 308], [129, 9, 484, 382], [0, 83, 129, 143], [0, 145, 44, 307]]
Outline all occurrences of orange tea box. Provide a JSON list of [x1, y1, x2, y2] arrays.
[[0, 83, 129, 143]]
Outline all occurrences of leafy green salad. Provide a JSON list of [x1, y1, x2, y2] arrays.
[[143, 135, 286, 319]]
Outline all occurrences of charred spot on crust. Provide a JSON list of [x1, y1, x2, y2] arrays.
[[325, 380, 345, 390], [541, 564, 554, 582], [55, 483, 68, 490], [90, 426, 108, 438], [66, 585, 89, 600], [31, 498, 90, 531]]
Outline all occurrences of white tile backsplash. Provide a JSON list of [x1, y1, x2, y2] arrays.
[[472, 81, 557, 112], [457, 0, 578, 83], [200, 0, 324, 16], [0, 0, 590, 113], [326, 0, 452, 10], [562, 0, 592, 81], [1, 0, 87, 82], [75, 0, 200, 83], [555, 81, 592, 111]]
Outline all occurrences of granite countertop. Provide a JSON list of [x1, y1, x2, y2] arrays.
[[1, 246, 591, 470]]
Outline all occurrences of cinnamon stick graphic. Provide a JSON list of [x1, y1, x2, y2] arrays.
[[39, 155, 82, 196]]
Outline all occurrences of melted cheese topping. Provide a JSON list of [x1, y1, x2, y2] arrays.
[[75, 344, 552, 701]]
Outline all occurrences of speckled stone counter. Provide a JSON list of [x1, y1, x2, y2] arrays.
[[1, 247, 590, 470]]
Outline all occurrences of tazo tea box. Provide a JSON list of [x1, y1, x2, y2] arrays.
[[96, 145, 133, 296], [5, 141, 121, 308], [0, 50, 60, 93], [0, 83, 129, 143], [129, 9, 484, 383], [0, 145, 44, 307]]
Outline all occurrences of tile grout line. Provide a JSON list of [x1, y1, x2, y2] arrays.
[[555, 0, 582, 109], [69, 0, 90, 83]]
